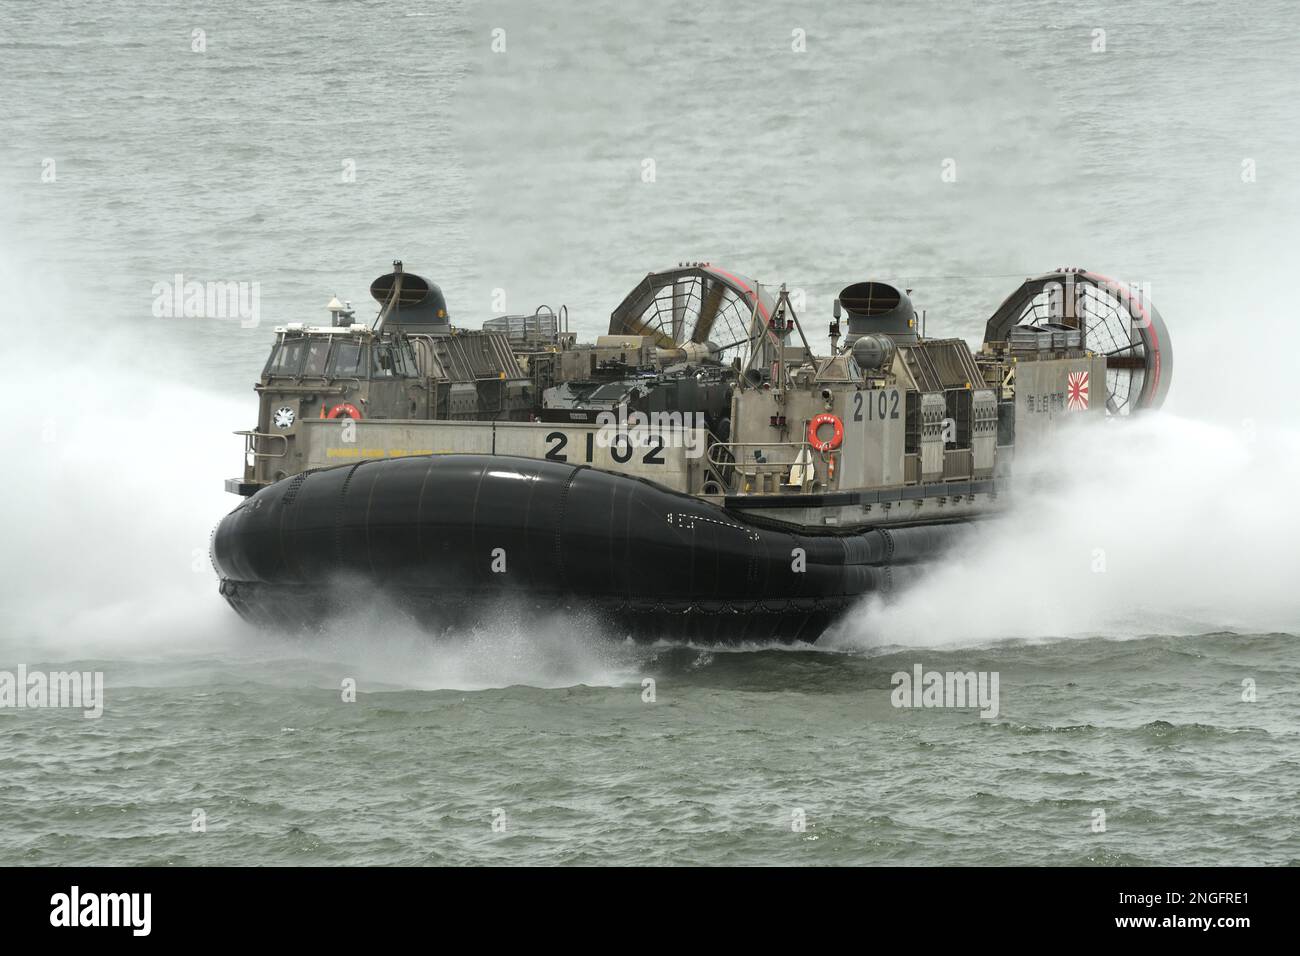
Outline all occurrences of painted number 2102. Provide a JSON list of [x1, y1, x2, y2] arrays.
[[852, 389, 900, 423], [545, 431, 666, 465]]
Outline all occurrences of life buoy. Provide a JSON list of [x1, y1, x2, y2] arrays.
[[808, 413, 843, 452], [325, 403, 363, 420]]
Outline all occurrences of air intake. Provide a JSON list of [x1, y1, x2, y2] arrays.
[[838, 281, 917, 344], [370, 262, 451, 333]]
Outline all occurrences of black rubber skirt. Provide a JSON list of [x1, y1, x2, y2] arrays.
[[211, 454, 964, 643]]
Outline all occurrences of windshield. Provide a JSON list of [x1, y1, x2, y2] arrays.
[[269, 338, 306, 377], [391, 342, 413, 377], [372, 345, 396, 378], [329, 341, 366, 378], [303, 338, 331, 377]]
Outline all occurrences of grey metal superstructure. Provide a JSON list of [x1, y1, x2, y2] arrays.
[[227, 261, 1170, 526]]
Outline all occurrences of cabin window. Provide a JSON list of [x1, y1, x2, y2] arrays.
[[303, 339, 331, 377], [270, 339, 306, 377], [391, 342, 414, 377], [329, 341, 366, 378], [372, 345, 397, 378]]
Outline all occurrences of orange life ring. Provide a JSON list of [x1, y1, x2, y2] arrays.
[[325, 402, 363, 420], [808, 413, 843, 452]]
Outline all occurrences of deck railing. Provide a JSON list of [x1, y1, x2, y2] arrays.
[[705, 440, 835, 496]]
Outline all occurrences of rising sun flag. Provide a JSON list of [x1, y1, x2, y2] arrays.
[[1067, 369, 1090, 410]]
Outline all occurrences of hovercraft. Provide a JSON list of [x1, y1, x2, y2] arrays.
[[211, 262, 1171, 642]]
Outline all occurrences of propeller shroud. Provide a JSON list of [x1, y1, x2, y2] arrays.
[[608, 263, 778, 368], [982, 269, 1172, 414]]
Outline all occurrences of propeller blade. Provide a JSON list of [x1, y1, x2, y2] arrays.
[[620, 314, 677, 351], [672, 280, 686, 343], [693, 279, 725, 344]]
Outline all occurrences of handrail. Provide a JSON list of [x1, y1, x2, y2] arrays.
[[707, 440, 827, 470], [253, 382, 355, 394], [235, 430, 289, 459], [707, 439, 836, 494], [696, 430, 734, 495]]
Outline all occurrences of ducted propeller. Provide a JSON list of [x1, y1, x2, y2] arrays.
[[607, 264, 776, 369]]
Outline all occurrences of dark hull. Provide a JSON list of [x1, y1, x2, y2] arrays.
[[211, 454, 964, 643]]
